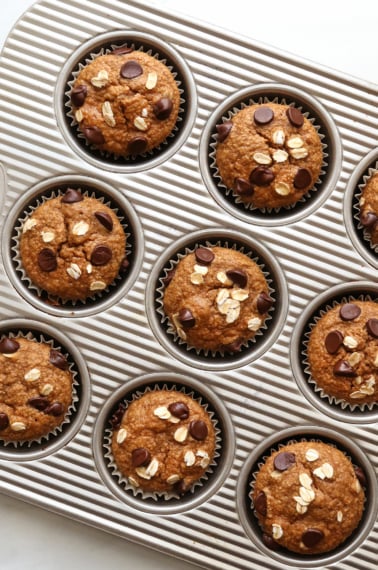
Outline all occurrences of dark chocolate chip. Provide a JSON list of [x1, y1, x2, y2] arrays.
[[254, 491, 267, 516], [110, 402, 126, 429], [354, 466, 367, 487], [216, 121, 233, 142], [127, 135, 148, 155], [262, 533, 280, 550], [44, 402, 64, 416], [168, 401, 189, 420], [324, 330, 344, 354], [333, 359, 357, 377], [162, 268, 176, 287], [273, 451, 296, 471], [120, 257, 130, 272], [366, 318, 378, 338], [301, 528, 324, 548], [234, 177, 254, 197], [49, 349, 69, 370], [0, 412, 10, 431], [131, 447, 151, 468], [0, 337, 20, 354], [61, 188, 83, 203], [112, 45, 134, 55], [360, 211, 378, 229], [249, 166, 275, 186], [254, 106, 274, 125], [178, 308, 196, 329], [27, 396, 50, 411], [339, 303, 361, 321], [153, 97, 173, 120], [257, 292, 273, 313], [223, 340, 243, 353], [82, 126, 105, 146], [293, 168, 312, 189], [95, 211, 113, 231], [286, 106, 304, 128], [120, 60, 143, 79], [38, 248, 57, 272], [226, 269, 247, 288], [174, 479, 189, 495], [90, 245, 113, 266], [71, 84, 87, 107], [189, 420, 208, 441], [195, 247, 215, 265]]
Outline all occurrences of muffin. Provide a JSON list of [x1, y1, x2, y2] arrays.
[[359, 171, 378, 246], [0, 336, 74, 442], [70, 48, 181, 157], [252, 440, 366, 554], [19, 188, 127, 301], [307, 300, 378, 405], [162, 245, 273, 353], [215, 102, 323, 210], [110, 389, 216, 495]]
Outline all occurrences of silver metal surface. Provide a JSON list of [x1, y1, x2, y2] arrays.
[[0, 1, 377, 569]]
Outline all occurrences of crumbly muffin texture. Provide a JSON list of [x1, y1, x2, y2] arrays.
[[20, 189, 127, 301], [252, 441, 365, 555], [307, 300, 378, 405], [0, 336, 73, 442], [111, 390, 216, 494], [163, 246, 273, 353], [71, 49, 181, 157], [215, 103, 323, 209], [359, 172, 378, 245]]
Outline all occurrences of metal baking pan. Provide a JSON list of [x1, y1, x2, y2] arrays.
[[0, 1, 377, 569]]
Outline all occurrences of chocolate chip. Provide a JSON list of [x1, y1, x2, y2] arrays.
[[90, 245, 112, 266], [27, 396, 50, 411], [95, 211, 113, 231], [254, 491, 267, 516], [110, 402, 126, 429], [354, 466, 367, 487], [333, 359, 357, 377], [339, 303, 361, 321], [301, 528, 324, 548], [324, 330, 344, 354], [38, 248, 57, 272], [120, 257, 130, 272], [178, 308, 196, 329], [273, 451, 296, 471], [0, 412, 9, 431], [162, 268, 176, 286], [153, 97, 173, 120], [223, 340, 243, 353], [216, 121, 233, 142], [61, 188, 83, 203], [366, 318, 378, 337], [0, 337, 20, 354], [226, 269, 247, 288], [189, 420, 208, 441], [174, 479, 189, 495], [168, 401, 189, 420], [71, 84, 87, 107], [234, 177, 254, 197], [120, 60, 143, 79], [293, 168, 312, 189], [195, 247, 215, 265], [262, 533, 280, 550], [49, 349, 69, 370], [360, 211, 378, 229], [82, 126, 105, 146], [257, 292, 273, 313], [112, 45, 134, 55], [127, 135, 148, 155], [254, 106, 274, 125], [44, 402, 64, 416], [286, 106, 304, 128], [131, 447, 151, 468], [249, 166, 275, 186]]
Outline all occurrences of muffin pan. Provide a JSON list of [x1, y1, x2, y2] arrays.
[[0, 1, 377, 569]]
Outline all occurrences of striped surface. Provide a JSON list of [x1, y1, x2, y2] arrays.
[[0, 1, 377, 569]]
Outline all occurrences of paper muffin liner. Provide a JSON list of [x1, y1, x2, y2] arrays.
[[0, 329, 79, 449], [155, 239, 275, 358], [352, 163, 378, 255], [301, 294, 377, 412], [11, 186, 132, 308], [209, 95, 328, 215], [103, 382, 221, 502]]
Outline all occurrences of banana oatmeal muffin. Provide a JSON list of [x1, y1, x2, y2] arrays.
[[359, 171, 378, 246]]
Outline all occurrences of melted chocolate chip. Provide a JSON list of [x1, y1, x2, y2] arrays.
[[127, 135, 148, 155], [38, 248, 57, 272], [0, 337, 20, 354], [95, 211, 113, 231], [131, 447, 151, 468], [262, 533, 280, 551], [216, 121, 233, 142], [360, 211, 378, 229], [61, 188, 83, 203], [301, 528, 324, 548], [366, 318, 378, 338], [273, 451, 296, 471], [153, 97, 173, 120], [90, 245, 113, 266], [293, 168, 312, 189], [112, 45, 134, 55], [226, 269, 247, 288], [44, 402, 64, 416], [254, 491, 267, 516], [223, 340, 243, 353], [195, 247, 215, 265], [120, 60, 143, 79], [82, 126, 105, 146], [71, 84, 87, 107], [354, 466, 367, 487], [339, 303, 361, 321], [162, 268, 176, 287], [333, 359, 357, 377], [324, 330, 344, 354], [254, 106, 274, 125], [0, 412, 10, 431], [249, 166, 275, 186], [234, 177, 254, 197], [189, 420, 208, 441], [257, 292, 273, 314], [178, 307, 196, 328], [168, 401, 189, 420], [286, 106, 304, 128], [110, 402, 126, 429], [49, 349, 69, 370], [27, 396, 50, 411]]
